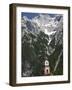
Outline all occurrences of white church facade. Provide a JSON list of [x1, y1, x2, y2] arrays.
[[44, 60, 50, 75]]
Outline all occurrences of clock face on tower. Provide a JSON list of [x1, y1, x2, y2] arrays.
[[45, 60, 49, 66]]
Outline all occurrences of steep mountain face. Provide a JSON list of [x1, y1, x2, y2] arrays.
[[21, 14, 63, 76], [22, 14, 63, 43]]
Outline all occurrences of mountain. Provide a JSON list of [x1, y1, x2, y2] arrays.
[[22, 14, 63, 44]]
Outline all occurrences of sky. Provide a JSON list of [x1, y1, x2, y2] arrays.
[[21, 12, 40, 19], [21, 12, 61, 19]]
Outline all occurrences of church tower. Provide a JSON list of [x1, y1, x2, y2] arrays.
[[44, 60, 50, 75]]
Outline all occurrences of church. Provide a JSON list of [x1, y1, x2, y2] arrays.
[[44, 60, 50, 75]]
